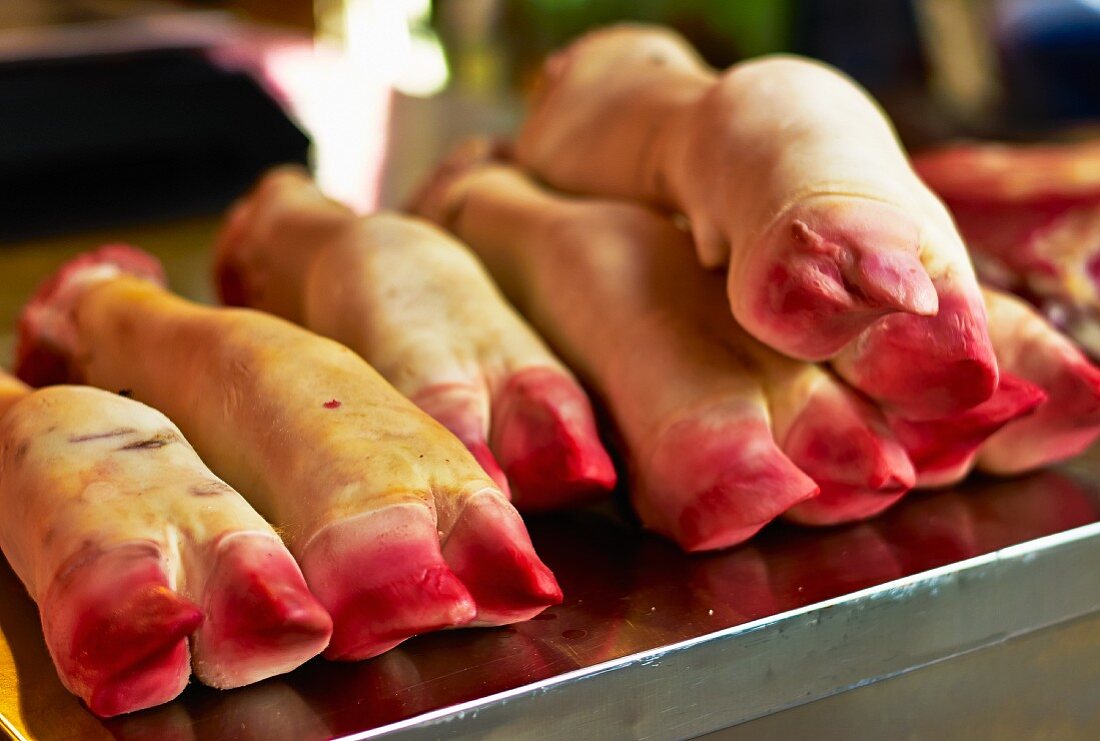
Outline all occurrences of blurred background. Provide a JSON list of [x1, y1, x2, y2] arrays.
[[1, 0, 1099, 244]]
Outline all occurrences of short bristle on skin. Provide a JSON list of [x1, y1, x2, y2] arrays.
[[16, 244, 167, 387], [298, 505, 477, 662], [832, 281, 999, 420], [490, 367, 618, 511], [887, 372, 1047, 488], [780, 382, 915, 526], [40, 543, 203, 718], [194, 534, 333, 688], [640, 412, 819, 552]]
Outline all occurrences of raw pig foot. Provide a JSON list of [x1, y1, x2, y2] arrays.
[[217, 166, 615, 511]]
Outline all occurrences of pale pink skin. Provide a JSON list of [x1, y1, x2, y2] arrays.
[[515, 25, 995, 419], [0, 379, 331, 717], [215, 169, 616, 511], [415, 147, 921, 533], [14, 247, 561, 664], [977, 288, 1100, 474]]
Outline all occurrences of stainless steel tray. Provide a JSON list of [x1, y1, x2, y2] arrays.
[[3, 455, 1099, 740]]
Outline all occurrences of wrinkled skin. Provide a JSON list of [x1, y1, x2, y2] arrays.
[[516, 24, 996, 420], [414, 150, 928, 545], [0, 375, 331, 717], [214, 168, 615, 511], [14, 248, 561, 664]]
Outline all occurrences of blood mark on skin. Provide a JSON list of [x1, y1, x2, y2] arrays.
[[323, 399, 342, 409]]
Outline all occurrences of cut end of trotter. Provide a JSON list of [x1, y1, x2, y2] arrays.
[[15, 244, 166, 387], [889, 372, 1046, 487], [834, 282, 999, 419], [300, 506, 476, 661], [195, 534, 332, 688], [441, 491, 563, 624], [40, 543, 202, 717], [641, 412, 819, 552], [781, 382, 915, 525], [491, 367, 617, 511]]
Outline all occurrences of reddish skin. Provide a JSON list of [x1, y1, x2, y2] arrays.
[[641, 414, 819, 552], [40, 543, 203, 718], [19, 245, 563, 667], [490, 368, 618, 511], [197, 535, 333, 687], [833, 281, 998, 420], [216, 169, 615, 512], [440, 493, 564, 623], [888, 373, 1046, 487], [297, 506, 477, 662], [781, 383, 915, 526]]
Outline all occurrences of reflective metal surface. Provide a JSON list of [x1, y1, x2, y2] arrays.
[[2, 455, 1099, 740]]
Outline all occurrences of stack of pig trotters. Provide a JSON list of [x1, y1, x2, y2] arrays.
[[408, 25, 1100, 551]]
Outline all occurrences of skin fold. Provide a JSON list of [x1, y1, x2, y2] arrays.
[[414, 149, 932, 547], [14, 246, 561, 663], [515, 24, 997, 420], [977, 287, 1100, 474], [0, 371, 331, 717], [213, 167, 616, 511]]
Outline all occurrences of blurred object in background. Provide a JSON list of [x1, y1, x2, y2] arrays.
[[434, 0, 793, 96], [0, 1, 309, 243], [916, 0, 1100, 136], [996, 0, 1100, 129], [914, 140, 1100, 357]]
